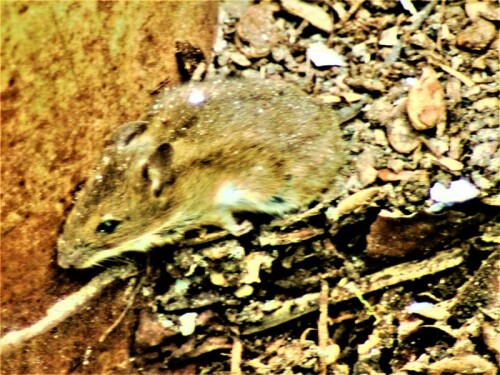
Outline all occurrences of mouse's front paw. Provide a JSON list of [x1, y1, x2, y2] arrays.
[[225, 220, 254, 236]]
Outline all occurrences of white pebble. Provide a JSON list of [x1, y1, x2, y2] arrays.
[[307, 43, 346, 67], [429, 179, 480, 211]]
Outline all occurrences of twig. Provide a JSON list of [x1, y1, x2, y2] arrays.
[[318, 280, 329, 375], [336, 0, 366, 28], [406, 0, 439, 33], [98, 274, 142, 343], [383, 0, 439, 67], [242, 248, 464, 335], [230, 337, 243, 375], [0, 265, 137, 355], [435, 63, 475, 87]]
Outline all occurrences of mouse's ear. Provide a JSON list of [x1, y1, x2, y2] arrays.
[[107, 121, 148, 148], [143, 143, 174, 197]]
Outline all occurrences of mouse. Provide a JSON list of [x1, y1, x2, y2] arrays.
[[57, 79, 346, 269]]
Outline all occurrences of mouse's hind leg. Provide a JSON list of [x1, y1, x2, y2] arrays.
[[214, 182, 259, 235], [216, 210, 254, 237], [212, 181, 301, 236]]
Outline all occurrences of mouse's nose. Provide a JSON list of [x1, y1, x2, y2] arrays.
[[56, 238, 78, 269]]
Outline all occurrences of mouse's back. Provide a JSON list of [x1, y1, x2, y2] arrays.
[[149, 79, 341, 154], [148, 79, 345, 200]]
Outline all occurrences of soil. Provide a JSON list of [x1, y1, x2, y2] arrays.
[[130, 1, 499, 374]]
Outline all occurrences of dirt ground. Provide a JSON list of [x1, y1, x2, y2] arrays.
[[131, 1, 499, 374], [1, 1, 499, 374]]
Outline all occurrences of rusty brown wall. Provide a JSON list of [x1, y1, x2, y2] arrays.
[[0, 1, 217, 373]]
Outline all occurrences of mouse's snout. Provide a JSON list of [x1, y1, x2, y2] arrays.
[[56, 240, 71, 269], [56, 237, 80, 269]]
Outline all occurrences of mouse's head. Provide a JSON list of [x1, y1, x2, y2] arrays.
[[57, 121, 183, 269]]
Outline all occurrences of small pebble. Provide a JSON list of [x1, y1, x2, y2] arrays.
[[473, 97, 499, 112], [457, 19, 496, 51]]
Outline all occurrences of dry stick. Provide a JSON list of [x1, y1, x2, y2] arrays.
[[318, 280, 330, 375], [383, 0, 439, 67], [98, 274, 142, 343], [0, 264, 137, 355], [242, 247, 464, 335], [230, 337, 243, 375], [336, 0, 366, 28], [435, 63, 475, 87]]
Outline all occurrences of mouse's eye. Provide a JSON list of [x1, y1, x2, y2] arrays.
[[96, 219, 121, 234]]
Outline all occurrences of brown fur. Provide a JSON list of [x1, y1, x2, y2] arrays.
[[58, 79, 345, 268]]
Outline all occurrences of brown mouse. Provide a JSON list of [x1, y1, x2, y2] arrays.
[[57, 79, 345, 269]]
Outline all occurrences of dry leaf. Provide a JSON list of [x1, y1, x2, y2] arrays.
[[386, 118, 421, 154], [327, 186, 385, 221], [407, 67, 446, 131], [465, 2, 500, 22], [342, 92, 364, 102], [366, 210, 487, 258], [236, 3, 280, 58], [229, 52, 252, 67], [377, 169, 424, 182], [282, 0, 333, 33], [379, 26, 399, 46], [437, 156, 464, 172], [356, 149, 378, 186]]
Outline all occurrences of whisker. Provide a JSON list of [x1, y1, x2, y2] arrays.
[[113, 255, 134, 267], [117, 258, 130, 266]]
